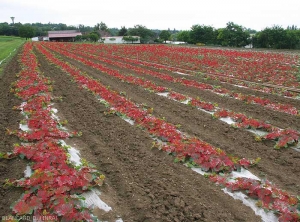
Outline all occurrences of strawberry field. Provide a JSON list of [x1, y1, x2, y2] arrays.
[[0, 42, 299, 221]]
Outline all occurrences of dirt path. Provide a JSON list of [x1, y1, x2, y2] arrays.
[[34, 49, 262, 221], [0, 50, 27, 218]]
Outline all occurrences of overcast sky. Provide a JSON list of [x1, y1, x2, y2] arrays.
[[1, 0, 299, 31]]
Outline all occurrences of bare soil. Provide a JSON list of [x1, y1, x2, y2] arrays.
[[1, 44, 298, 221], [0, 50, 27, 219], [51, 50, 300, 197]]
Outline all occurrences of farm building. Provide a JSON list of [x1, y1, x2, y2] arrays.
[[31, 36, 49, 41], [101, 36, 140, 44], [48, 30, 82, 42], [165, 41, 187, 45]]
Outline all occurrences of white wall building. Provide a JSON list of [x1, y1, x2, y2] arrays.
[[31, 36, 49, 41], [166, 41, 187, 45], [101, 36, 140, 44], [31, 37, 39, 42]]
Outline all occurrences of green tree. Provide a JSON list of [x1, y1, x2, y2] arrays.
[[217, 22, 250, 47], [78, 24, 93, 33], [159, 30, 171, 43], [252, 30, 269, 48], [94, 22, 111, 36], [89, 32, 99, 42], [108, 28, 119, 36], [57, 23, 67, 30], [75, 35, 83, 42], [67, 25, 77, 30], [265, 26, 289, 49], [99, 22, 108, 31], [245, 28, 257, 34], [94, 23, 100, 31], [287, 25, 298, 30], [177, 30, 191, 43], [0, 23, 12, 35], [169, 33, 177, 42], [19, 25, 35, 39], [127, 25, 154, 43], [190, 25, 216, 44], [286, 30, 299, 49], [118, 26, 127, 36], [253, 25, 300, 49]]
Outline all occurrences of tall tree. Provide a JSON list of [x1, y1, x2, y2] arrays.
[[190, 25, 216, 44], [78, 24, 93, 33], [18, 25, 35, 39], [118, 26, 127, 36], [99, 22, 108, 31], [94, 23, 100, 31], [177, 30, 191, 43], [57, 23, 68, 30], [217, 22, 250, 47], [108, 28, 119, 36], [253, 25, 300, 49], [127, 25, 154, 43], [94, 22, 111, 36], [159, 30, 171, 43], [0, 23, 12, 35], [89, 32, 100, 42], [286, 29, 300, 49]]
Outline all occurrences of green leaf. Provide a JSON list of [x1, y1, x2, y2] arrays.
[[19, 154, 25, 159], [174, 158, 180, 163]]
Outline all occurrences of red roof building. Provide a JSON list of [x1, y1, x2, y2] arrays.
[[48, 30, 82, 42]]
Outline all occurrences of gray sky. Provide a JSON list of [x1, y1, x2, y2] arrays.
[[1, 0, 299, 31]]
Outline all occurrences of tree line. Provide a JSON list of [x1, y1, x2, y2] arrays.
[[177, 22, 300, 49], [1, 21, 300, 49]]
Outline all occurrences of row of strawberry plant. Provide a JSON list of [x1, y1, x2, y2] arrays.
[[36, 42, 254, 173], [36, 43, 300, 221], [212, 109, 299, 149], [196, 71, 298, 98], [87, 44, 300, 88], [209, 174, 299, 221], [53, 42, 299, 116], [2, 42, 105, 221], [127, 57, 299, 98], [84, 43, 300, 98], [112, 53, 299, 98], [41, 43, 299, 149]]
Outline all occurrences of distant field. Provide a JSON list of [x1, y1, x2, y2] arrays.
[[0, 36, 25, 73]]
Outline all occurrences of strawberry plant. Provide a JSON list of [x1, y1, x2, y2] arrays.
[[35, 42, 300, 221], [5, 43, 106, 221], [45, 42, 299, 116], [209, 174, 299, 222], [37, 43, 255, 173]]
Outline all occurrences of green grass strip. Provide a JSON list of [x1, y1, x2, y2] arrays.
[[0, 36, 25, 75]]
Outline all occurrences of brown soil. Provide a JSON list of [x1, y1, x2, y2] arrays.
[[74, 46, 300, 109], [63, 48, 300, 130], [29, 49, 265, 221], [49, 49, 300, 197], [137, 61, 300, 109], [0, 49, 27, 218]]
